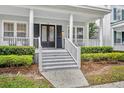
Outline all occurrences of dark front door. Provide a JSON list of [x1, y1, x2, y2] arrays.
[[41, 24, 55, 48], [57, 25, 62, 48]]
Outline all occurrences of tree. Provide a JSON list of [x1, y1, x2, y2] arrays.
[[89, 23, 98, 39]]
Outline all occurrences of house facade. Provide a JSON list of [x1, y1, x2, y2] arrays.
[[0, 5, 111, 71], [111, 5, 124, 51]]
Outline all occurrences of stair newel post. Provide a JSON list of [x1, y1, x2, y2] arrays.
[[38, 36, 43, 72], [77, 46, 81, 68]]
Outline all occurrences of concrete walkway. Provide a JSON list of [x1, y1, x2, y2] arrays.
[[42, 69, 89, 88], [89, 81, 124, 88]]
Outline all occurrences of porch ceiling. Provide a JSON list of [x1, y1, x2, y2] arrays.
[[0, 5, 111, 22], [33, 9, 101, 22]]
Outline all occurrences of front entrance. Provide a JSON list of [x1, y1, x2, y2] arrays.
[[41, 24, 55, 48], [34, 24, 62, 48]]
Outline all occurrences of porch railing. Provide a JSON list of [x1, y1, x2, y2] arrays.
[[65, 38, 81, 68], [0, 37, 41, 49], [74, 39, 100, 46], [0, 37, 30, 46]]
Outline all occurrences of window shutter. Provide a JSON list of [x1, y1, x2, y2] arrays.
[[113, 8, 117, 20], [114, 31, 116, 43], [122, 32, 124, 44], [122, 9, 124, 20]]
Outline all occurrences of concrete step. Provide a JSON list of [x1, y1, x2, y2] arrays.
[[43, 58, 74, 62], [43, 60, 75, 63], [42, 52, 69, 55], [43, 61, 76, 66], [42, 49, 67, 53], [42, 56, 72, 59], [43, 64, 78, 70], [42, 54, 70, 57]]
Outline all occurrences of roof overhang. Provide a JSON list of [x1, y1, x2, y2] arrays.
[[111, 20, 124, 28]]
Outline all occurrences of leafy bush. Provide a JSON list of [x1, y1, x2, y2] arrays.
[[0, 46, 35, 55], [81, 46, 113, 54], [0, 55, 33, 67], [81, 53, 124, 62]]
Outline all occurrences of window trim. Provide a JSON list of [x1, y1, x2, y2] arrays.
[[2, 20, 28, 38]]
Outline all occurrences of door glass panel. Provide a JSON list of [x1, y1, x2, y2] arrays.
[[42, 26, 47, 41], [49, 26, 54, 42]]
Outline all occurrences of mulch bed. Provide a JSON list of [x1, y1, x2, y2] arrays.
[[0, 64, 40, 75], [81, 61, 124, 74]]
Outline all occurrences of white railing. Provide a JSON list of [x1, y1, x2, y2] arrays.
[[113, 43, 124, 51], [73, 39, 100, 46], [0, 37, 30, 46], [0, 37, 41, 49], [65, 38, 81, 68]]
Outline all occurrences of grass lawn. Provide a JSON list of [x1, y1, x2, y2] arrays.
[[0, 75, 53, 88], [0, 64, 53, 88], [81, 62, 124, 85]]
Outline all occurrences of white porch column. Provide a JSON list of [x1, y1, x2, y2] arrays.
[[29, 9, 34, 46], [69, 14, 73, 42], [86, 22, 89, 46], [100, 18, 103, 46], [111, 28, 114, 47]]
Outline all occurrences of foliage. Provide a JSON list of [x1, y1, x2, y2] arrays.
[[0, 55, 33, 67], [89, 23, 98, 39], [0, 75, 53, 88], [81, 53, 124, 62], [81, 46, 113, 54], [0, 46, 35, 55]]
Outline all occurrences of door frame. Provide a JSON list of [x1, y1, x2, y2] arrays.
[[41, 24, 55, 48]]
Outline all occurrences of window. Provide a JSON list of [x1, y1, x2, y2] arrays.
[[4, 22, 14, 37], [77, 27, 83, 40], [117, 9, 122, 20], [17, 23, 27, 37], [122, 9, 124, 20], [3, 21, 27, 37], [67, 26, 83, 40]]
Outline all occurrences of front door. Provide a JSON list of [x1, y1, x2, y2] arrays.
[[41, 24, 55, 48]]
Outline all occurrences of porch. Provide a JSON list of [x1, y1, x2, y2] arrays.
[[0, 5, 110, 49], [112, 21, 124, 51]]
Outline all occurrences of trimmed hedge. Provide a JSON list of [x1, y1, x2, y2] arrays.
[[0, 46, 35, 55], [81, 53, 124, 62], [0, 55, 33, 67], [81, 46, 113, 53]]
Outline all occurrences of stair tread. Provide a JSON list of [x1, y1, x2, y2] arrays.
[[43, 61, 76, 65], [42, 56, 72, 59], [43, 64, 78, 70], [43, 58, 74, 61]]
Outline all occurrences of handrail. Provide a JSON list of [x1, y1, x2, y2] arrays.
[[65, 38, 81, 68]]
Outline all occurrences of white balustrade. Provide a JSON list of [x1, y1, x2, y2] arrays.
[[65, 38, 81, 68]]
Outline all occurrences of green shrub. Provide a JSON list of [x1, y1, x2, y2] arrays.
[[81, 46, 113, 54], [0, 55, 33, 67], [0, 46, 35, 55], [81, 53, 124, 62]]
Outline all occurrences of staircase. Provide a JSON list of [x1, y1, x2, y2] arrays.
[[42, 49, 78, 71]]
